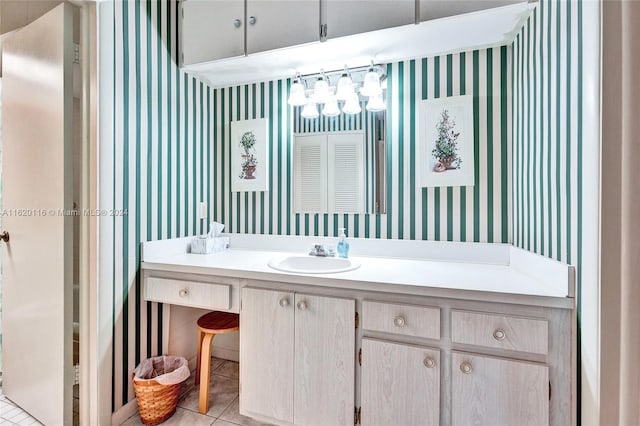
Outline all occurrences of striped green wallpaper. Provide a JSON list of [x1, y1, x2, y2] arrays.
[[512, 0, 585, 418], [108, 0, 513, 412], [214, 48, 512, 242], [110, 0, 218, 410]]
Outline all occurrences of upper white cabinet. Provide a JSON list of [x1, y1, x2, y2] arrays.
[[246, 1, 320, 54], [324, 0, 415, 39], [419, 0, 523, 22], [180, 0, 245, 65], [180, 0, 320, 66]]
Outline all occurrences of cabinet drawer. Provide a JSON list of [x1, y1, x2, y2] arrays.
[[144, 277, 231, 310], [451, 310, 548, 355], [362, 301, 440, 340]]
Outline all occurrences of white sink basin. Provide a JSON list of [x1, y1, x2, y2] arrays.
[[267, 256, 361, 274]]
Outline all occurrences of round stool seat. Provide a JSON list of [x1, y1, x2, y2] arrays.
[[197, 311, 239, 334]]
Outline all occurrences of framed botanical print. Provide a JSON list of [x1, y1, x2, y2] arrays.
[[231, 118, 269, 192]]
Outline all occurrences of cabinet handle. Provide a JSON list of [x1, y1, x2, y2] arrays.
[[233, 18, 242, 28], [394, 316, 406, 327], [248, 16, 257, 25], [178, 289, 189, 297], [297, 300, 307, 310], [279, 297, 290, 307], [423, 357, 436, 368], [493, 329, 506, 341], [460, 362, 473, 374]]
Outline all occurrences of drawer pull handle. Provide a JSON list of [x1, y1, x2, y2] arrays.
[[279, 298, 290, 307], [248, 16, 257, 25], [423, 357, 436, 368], [394, 316, 406, 327], [297, 301, 307, 310], [460, 362, 473, 374], [233, 18, 242, 28], [178, 289, 189, 297], [493, 329, 506, 340]]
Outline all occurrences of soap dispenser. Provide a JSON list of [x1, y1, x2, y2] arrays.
[[337, 228, 350, 258]]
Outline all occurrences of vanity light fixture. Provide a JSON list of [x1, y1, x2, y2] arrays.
[[287, 62, 386, 119], [288, 75, 308, 106], [301, 99, 319, 119], [342, 92, 362, 115], [322, 95, 341, 117], [365, 94, 386, 112]]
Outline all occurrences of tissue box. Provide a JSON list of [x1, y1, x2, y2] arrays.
[[190, 235, 230, 254]]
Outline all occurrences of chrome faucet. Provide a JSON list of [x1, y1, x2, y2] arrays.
[[309, 244, 334, 257]]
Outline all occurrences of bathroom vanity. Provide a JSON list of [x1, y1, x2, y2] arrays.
[[141, 234, 575, 426]]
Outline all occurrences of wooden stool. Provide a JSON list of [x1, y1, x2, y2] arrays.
[[195, 311, 239, 414]]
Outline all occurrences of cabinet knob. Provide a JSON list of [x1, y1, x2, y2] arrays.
[[233, 18, 242, 28], [248, 16, 257, 25], [493, 329, 506, 341], [460, 362, 473, 374], [279, 297, 290, 307], [178, 289, 189, 297], [394, 316, 406, 327], [297, 300, 307, 310], [423, 357, 436, 368]]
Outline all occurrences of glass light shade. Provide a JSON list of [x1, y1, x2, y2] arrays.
[[365, 94, 386, 112], [288, 81, 307, 106], [301, 100, 319, 119], [342, 93, 361, 115], [322, 96, 340, 117], [360, 70, 382, 97], [335, 74, 354, 101], [312, 78, 330, 104]]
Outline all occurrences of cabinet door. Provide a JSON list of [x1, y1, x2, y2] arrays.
[[419, 0, 521, 22], [325, 0, 415, 39], [294, 294, 355, 426], [361, 339, 440, 426], [451, 352, 549, 426], [180, 0, 245, 66], [246, 1, 320, 54], [239, 288, 294, 423]]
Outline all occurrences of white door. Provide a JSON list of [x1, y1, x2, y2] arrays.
[[361, 339, 440, 426], [180, 0, 245, 65], [1, 4, 75, 425], [294, 293, 355, 426]]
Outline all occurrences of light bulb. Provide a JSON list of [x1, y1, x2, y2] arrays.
[[288, 80, 307, 106], [312, 77, 330, 104], [335, 74, 354, 101], [322, 96, 340, 117], [365, 94, 386, 112], [301, 99, 319, 119], [360, 69, 382, 98], [342, 93, 361, 115]]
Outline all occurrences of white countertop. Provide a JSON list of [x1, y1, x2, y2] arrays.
[[141, 234, 575, 309]]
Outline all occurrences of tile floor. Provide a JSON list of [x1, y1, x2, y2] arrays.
[[0, 388, 42, 426], [123, 358, 271, 426]]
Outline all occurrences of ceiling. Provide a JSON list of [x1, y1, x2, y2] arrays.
[[186, 2, 535, 88]]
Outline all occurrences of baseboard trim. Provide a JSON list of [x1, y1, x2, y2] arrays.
[[212, 347, 239, 362], [111, 398, 138, 426]]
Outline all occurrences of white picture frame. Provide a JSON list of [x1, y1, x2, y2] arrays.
[[418, 95, 475, 187], [231, 118, 269, 192]]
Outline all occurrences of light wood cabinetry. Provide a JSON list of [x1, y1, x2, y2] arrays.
[[239, 287, 355, 426], [179, 0, 319, 66], [361, 338, 440, 426], [451, 352, 549, 426]]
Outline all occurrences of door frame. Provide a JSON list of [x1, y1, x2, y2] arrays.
[[72, 1, 111, 424]]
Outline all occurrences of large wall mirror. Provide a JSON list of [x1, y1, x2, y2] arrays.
[[292, 106, 386, 214]]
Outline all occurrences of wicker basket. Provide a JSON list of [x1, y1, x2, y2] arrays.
[[132, 374, 182, 426]]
